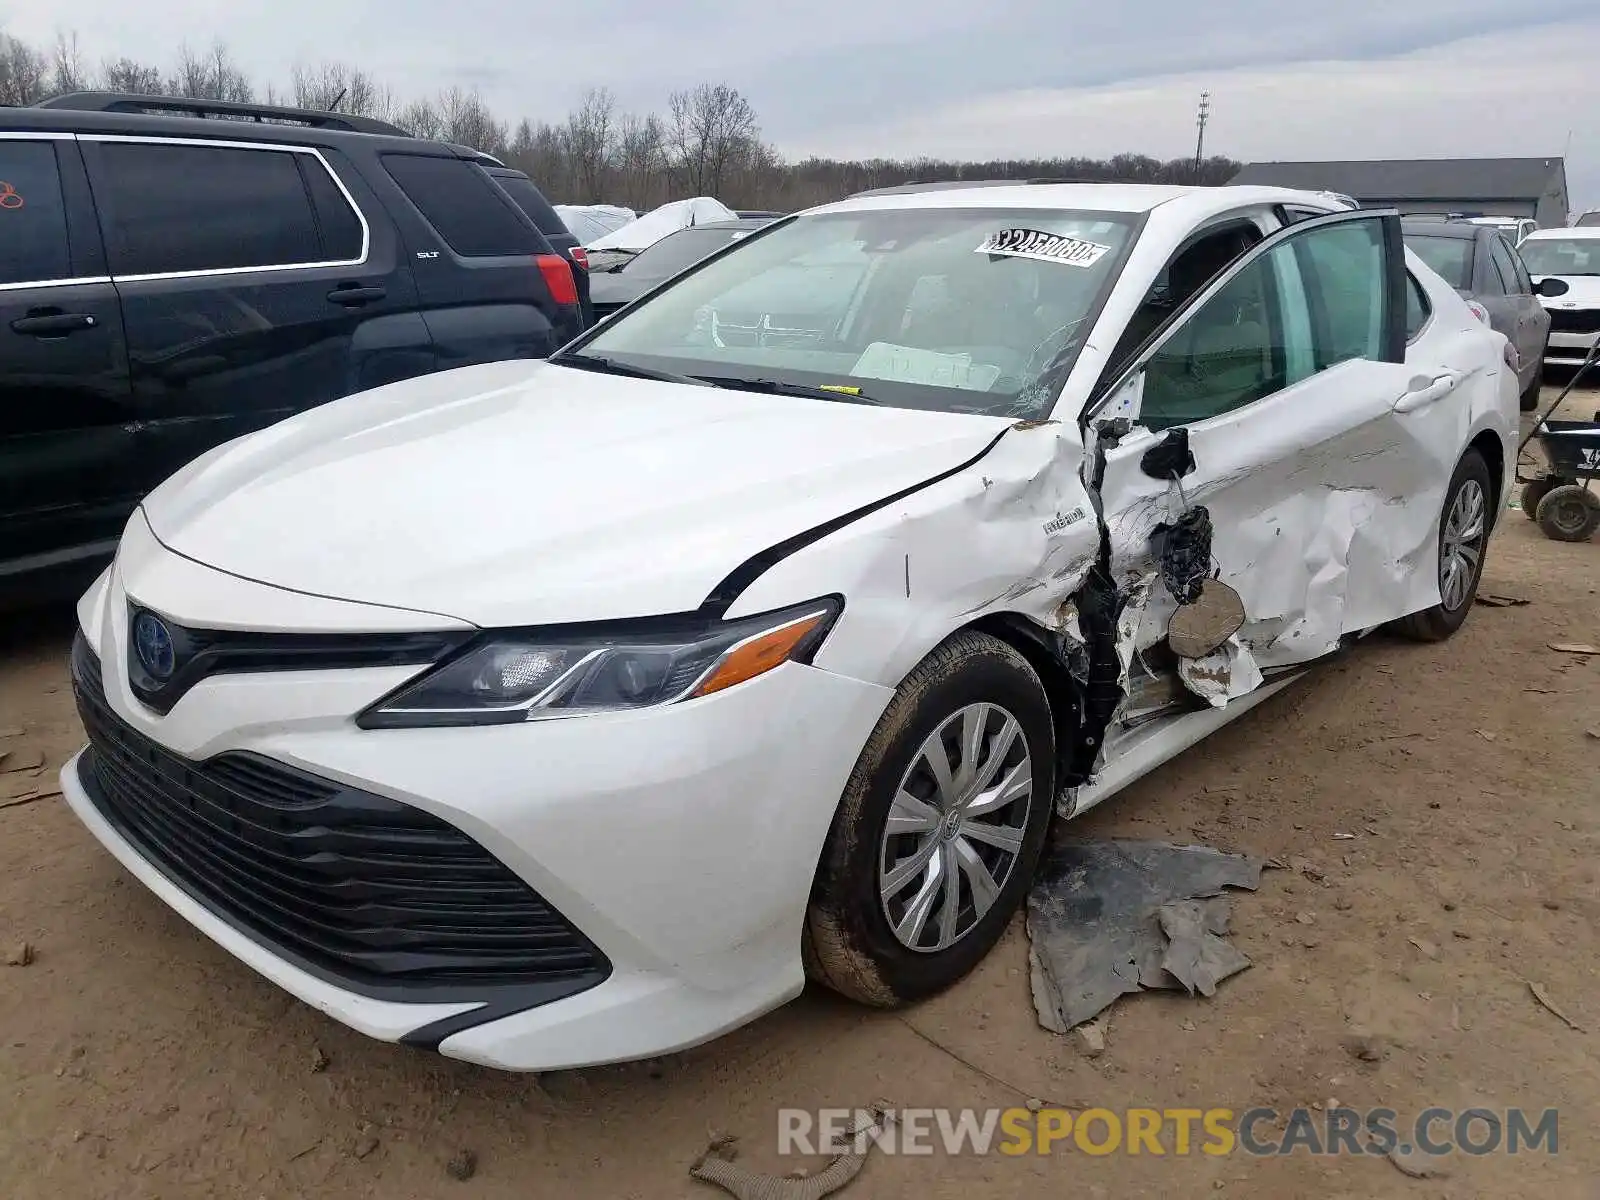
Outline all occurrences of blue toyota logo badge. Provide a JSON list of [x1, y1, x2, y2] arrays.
[[132, 611, 176, 681]]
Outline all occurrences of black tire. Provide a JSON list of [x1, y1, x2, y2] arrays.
[[1521, 478, 1555, 520], [804, 631, 1056, 1007], [1535, 484, 1600, 542], [1395, 449, 1493, 642]]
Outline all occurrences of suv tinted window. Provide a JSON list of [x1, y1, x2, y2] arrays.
[[301, 157, 364, 261], [384, 155, 543, 256], [93, 142, 323, 276], [0, 140, 73, 285], [488, 172, 570, 240], [1404, 272, 1431, 340]]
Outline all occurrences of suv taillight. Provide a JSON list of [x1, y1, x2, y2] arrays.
[[569, 246, 590, 272], [536, 254, 579, 306]]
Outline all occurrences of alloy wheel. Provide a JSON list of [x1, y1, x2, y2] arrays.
[[1439, 478, 1486, 611], [878, 702, 1034, 953]]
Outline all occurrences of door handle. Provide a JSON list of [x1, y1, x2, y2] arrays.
[[1394, 373, 1460, 413], [326, 285, 386, 307], [11, 312, 98, 337]]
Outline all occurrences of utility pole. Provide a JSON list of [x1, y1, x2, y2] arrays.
[[1193, 91, 1211, 182]]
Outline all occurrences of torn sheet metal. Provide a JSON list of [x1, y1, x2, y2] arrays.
[[1026, 839, 1262, 1032], [1177, 635, 1264, 707]]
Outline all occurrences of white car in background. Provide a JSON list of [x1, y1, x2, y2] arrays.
[[62, 182, 1515, 1071], [1467, 216, 1537, 246], [1519, 226, 1600, 367]]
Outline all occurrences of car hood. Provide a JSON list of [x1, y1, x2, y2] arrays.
[[139, 359, 1011, 628], [1537, 274, 1600, 308]]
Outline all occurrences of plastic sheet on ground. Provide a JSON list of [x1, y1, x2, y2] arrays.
[[1026, 838, 1263, 1033]]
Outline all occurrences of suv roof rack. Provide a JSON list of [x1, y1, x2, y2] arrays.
[[34, 91, 414, 137]]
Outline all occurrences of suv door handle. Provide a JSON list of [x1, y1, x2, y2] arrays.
[[326, 285, 386, 307], [11, 312, 98, 337]]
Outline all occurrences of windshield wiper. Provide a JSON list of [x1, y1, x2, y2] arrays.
[[692, 375, 884, 405], [550, 354, 706, 387]]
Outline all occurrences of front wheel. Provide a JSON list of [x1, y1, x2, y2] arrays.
[[1535, 484, 1600, 542], [805, 632, 1056, 1007], [1395, 449, 1493, 642]]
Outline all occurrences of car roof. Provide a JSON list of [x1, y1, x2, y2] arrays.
[[808, 182, 1353, 226], [1, 97, 445, 155], [671, 219, 772, 232], [1401, 219, 1479, 239], [1525, 226, 1600, 241]]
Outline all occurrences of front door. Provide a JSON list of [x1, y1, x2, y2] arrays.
[[0, 134, 135, 593], [1087, 210, 1432, 709], [1489, 232, 1548, 383]]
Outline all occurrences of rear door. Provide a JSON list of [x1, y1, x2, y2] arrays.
[[377, 153, 583, 367], [0, 133, 135, 591], [1088, 211, 1440, 704], [1489, 231, 1548, 377], [79, 135, 429, 495]]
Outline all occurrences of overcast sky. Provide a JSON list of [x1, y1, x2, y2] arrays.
[[6, 0, 1598, 208]]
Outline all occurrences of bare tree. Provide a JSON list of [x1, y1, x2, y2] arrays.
[[0, 33, 49, 106], [436, 87, 506, 154], [563, 87, 616, 201], [50, 31, 89, 95], [291, 61, 394, 118], [506, 118, 570, 198], [666, 83, 760, 197], [101, 56, 167, 95], [167, 40, 254, 103], [614, 111, 665, 210], [395, 97, 445, 139]]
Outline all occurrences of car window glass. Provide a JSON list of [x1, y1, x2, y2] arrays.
[[489, 173, 568, 238], [1404, 272, 1431, 341], [578, 207, 1136, 419], [93, 142, 322, 276], [298, 157, 363, 261], [0, 140, 74, 285], [1292, 218, 1387, 369], [1403, 234, 1472, 289], [1520, 237, 1600, 276], [1489, 236, 1526, 295], [383, 155, 543, 257]]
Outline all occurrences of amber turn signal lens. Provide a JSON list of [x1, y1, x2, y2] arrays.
[[690, 612, 829, 698]]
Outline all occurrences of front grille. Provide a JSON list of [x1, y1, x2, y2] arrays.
[[70, 633, 610, 999], [1547, 308, 1600, 335]]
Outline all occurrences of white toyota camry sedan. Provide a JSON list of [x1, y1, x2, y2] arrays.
[[63, 183, 1516, 1071]]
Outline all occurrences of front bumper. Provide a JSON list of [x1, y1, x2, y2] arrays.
[[64, 548, 892, 1071], [1544, 328, 1600, 367]]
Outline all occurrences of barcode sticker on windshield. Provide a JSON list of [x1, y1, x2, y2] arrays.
[[976, 228, 1111, 268]]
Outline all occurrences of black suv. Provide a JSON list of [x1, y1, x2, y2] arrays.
[[1, 92, 586, 607]]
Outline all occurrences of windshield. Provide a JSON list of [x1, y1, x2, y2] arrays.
[[622, 227, 748, 279], [1405, 234, 1473, 288], [1520, 237, 1600, 276], [568, 207, 1135, 418]]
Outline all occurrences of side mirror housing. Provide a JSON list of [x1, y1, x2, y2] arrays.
[[1535, 276, 1570, 298]]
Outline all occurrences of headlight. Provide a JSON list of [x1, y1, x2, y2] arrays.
[[357, 598, 841, 729]]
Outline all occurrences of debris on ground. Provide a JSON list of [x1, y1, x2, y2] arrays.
[[0, 727, 24, 739], [690, 1104, 891, 1200], [1342, 1034, 1387, 1063], [0, 788, 62, 811], [310, 1045, 330, 1073], [1474, 594, 1530, 608], [1526, 981, 1585, 1032], [1548, 643, 1600, 656], [1387, 1146, 1447, 1179], [352, 1131, 380, 1160], [1025, 840, 1262, 1032], [1076, 1021, 1107, 1058], [6, 941, 35, 967], [445, 1149, 478, 1181]]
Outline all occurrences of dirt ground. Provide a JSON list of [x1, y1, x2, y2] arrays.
[[1, 383, 1597, 1200]]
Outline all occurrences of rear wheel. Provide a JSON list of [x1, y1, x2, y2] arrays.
[[1535, 484, 1600, 542], [805, 632, 1055, 1007], [1396, 450, 1492, 642]]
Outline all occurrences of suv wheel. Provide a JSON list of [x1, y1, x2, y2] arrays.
[[805, 632, 1055, 1006], [1396, 449, 1492, 642]]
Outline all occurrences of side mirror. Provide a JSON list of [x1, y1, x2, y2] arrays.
[[1535, 276, 1570, 298]]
